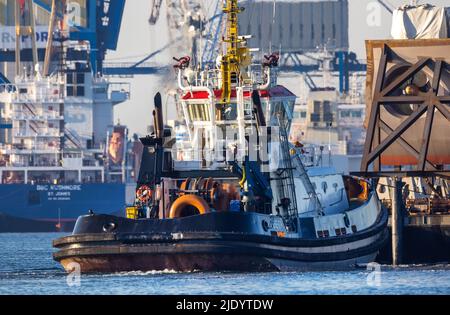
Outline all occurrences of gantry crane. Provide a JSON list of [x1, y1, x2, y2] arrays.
[[148, 0, 224, 66]]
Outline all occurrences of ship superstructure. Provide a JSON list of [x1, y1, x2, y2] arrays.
[[0, 68, 130, 185]]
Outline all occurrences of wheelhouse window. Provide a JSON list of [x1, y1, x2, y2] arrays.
[[187, 103, 211, 121]]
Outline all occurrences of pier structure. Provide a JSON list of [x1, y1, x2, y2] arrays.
[[352, 39, 450, 265]]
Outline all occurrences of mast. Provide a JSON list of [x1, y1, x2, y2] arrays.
[[220, 0, 242, 105]]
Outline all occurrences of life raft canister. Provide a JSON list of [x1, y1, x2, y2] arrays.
[[136, 185, 153, 204], [169, 194, 210, 219]]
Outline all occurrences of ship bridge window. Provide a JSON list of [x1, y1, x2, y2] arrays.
[[341, 111, 350, 118], [76, 73, 85, 84], [244, 101, 253, 116], [293, 111, 307, 119], [66, 73, 85, 97], [187, 103, 211, 121], [76, 86, 85, 96], [271, 102, 288, 121], [351, 110, 362, 118]]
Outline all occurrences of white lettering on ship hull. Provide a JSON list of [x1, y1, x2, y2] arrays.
[[36, 185, 82, 202], [37, 185, 82, 191]]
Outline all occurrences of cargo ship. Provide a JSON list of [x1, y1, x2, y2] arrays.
[[53, 0, 388, 273], [0, 0, 136, 232], [0, 67, 137, 232]]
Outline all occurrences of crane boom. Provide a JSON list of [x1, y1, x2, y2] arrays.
[[377, 0, 394, 14]]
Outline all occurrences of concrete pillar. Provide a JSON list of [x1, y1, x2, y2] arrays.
[[391, 177, 404, 266]]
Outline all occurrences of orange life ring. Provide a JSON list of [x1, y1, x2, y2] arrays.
[[136, 185, 152, 203], [169, 194, 210, 218]]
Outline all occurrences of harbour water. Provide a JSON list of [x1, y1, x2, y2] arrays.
[[0, 233, 449, 295]]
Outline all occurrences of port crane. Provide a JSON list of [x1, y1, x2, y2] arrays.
[[148, 0, 224, 66], [1, 0, 367, 88]]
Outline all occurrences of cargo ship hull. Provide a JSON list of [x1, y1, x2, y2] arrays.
[[0, 183, 127, 232]]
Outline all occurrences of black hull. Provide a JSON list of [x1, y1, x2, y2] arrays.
[[377, 219, 450, 264], [53, 209, 389, 273], [0, 212, 75, 233]]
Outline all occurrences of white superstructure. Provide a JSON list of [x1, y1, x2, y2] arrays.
[[0, 69, 130, 184]]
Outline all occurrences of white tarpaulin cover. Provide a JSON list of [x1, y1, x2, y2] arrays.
[[391, 4, 449, 39]]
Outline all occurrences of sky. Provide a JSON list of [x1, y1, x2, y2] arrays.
[[108, 0, 449, 136]]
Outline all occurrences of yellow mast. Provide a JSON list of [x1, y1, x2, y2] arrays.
[[220, 0, 242, 105]]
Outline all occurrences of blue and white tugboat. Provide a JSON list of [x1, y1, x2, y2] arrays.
[[53, 0, 388, 273]]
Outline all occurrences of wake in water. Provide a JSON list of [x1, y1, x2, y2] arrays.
[[379, 263, 450, 271], [109, 269, 189, 276]]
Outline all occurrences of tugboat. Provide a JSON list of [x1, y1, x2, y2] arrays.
[[53, 0, 388, 273]]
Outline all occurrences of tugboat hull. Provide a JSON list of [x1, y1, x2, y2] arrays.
[[53, 210, 388, 273]]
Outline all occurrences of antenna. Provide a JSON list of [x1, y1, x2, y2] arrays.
[[269, 0, 276, 54]]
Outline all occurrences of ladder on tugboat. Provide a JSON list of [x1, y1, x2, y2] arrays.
[[292, 148, 323, 216], [276, 115, 299, 231]]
